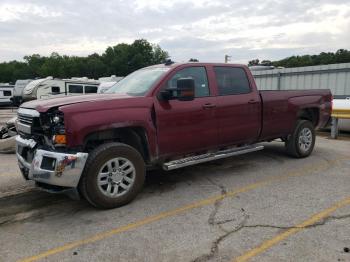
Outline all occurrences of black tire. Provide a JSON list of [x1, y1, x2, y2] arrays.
[[285, 120, 315, 158], [79, 142, 145, 209]]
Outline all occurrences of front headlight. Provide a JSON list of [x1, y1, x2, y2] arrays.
[[50, 112, 64, 126], [50, 112, 66, 145], [52, 115, 61, 124]]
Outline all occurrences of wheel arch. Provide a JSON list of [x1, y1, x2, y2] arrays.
[[297, 107, 320, 127], [83, 127, 151, 163]]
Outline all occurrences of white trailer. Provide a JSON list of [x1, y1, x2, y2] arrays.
[[11, 79, 33, 106], [0, 84, 14, 106], [22, 77, 100, 102], [98, 75, 123, 93]]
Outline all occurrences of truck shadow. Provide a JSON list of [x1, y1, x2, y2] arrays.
[[0, 142, 292, 225], [143, 142, 290, 194]]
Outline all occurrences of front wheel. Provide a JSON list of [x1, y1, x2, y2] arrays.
[[79, 142, 145, 209], [285, 120, 316, 158]]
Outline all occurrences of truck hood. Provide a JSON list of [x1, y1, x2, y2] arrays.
[[20, 94, 136, 112]]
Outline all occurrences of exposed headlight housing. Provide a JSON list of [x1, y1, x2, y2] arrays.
[[53, 116, 61, 124], [50, 111, 66, 145], [50, 112, 64, 125]]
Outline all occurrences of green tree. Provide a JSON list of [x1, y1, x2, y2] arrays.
[[152, 44, 169, 64], [0, 39, 169, 82], [248, 59, 260, 66], [23, 54, 45, 77], [249, 49, 350, 68], [38, 52, 65, 77], [271, 49, 350, 68]]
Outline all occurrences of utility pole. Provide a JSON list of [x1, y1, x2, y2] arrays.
[[225, 55, 231, 63]]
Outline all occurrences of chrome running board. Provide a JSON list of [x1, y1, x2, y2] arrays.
[[163, 144, 264, 171]]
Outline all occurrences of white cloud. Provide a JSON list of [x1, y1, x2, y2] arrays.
[[0, 0, 349, 63], [0, 3, 61, 22]]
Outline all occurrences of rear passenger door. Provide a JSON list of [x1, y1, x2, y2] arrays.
[[213, 66, 261, 146]]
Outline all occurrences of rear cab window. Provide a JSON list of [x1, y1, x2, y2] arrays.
[[166, 66, 210, 98], [214, 67, 251, 95]]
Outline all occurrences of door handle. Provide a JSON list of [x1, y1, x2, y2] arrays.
[[248, 99, 259, 104], [202, 103, 216, 109]]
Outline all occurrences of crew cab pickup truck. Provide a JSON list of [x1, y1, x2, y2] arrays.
[[15, 62, 332, 208]]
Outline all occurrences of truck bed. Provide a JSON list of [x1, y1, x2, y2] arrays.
[[259, 89, 332, 141]]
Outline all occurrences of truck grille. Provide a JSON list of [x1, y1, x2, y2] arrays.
[[18, 114, 33, 125], [17, 108, 40, 135]]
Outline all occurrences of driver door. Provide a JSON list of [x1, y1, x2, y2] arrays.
[[154, 66, 218, 158]]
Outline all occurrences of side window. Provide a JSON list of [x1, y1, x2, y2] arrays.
[[84, 85, 98, 93], [68, 85, 83, 94], [214, 67, 251, 95], [51, 86, 60, 94], [166, 67, 209, 97]]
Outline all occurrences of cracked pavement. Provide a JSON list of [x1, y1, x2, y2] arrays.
[[0, 136, 350, 261]]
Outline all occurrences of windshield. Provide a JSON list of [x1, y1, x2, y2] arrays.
[[106, 67, 170, 96]]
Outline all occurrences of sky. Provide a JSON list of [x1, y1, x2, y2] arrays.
[[0, 0, 350, 63]]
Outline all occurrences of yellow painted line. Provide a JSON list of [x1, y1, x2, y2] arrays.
[[234, 196, 350, 262], [19, 157, 347, 262]]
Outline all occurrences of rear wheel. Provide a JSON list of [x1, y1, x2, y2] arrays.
[[79, 142, 145, 209], [285, 120, 315, 158]]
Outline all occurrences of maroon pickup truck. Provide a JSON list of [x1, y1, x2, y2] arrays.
[[15, 62, 332, 208]]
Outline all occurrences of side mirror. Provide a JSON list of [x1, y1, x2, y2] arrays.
[[158, 77, 195, 101], [176, 78, 195, 101], [159, 89, 173, 100]]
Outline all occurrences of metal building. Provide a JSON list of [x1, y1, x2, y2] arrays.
[[251, 63, 350, 97]]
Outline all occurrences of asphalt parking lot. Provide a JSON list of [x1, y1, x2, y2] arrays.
[[0, 108, 350, 262]]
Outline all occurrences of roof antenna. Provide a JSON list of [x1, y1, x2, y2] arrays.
[[164, 59, 175, 65]]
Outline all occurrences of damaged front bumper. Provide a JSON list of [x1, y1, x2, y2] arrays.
[[16, 136, 88, 188]]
